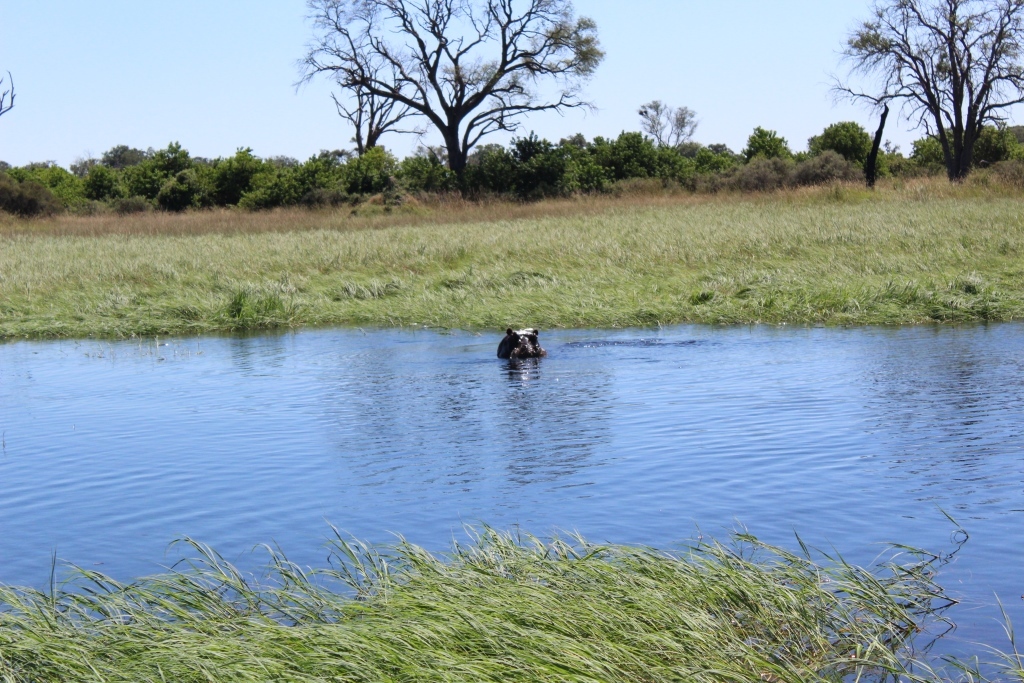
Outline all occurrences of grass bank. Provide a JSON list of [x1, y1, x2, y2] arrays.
[[3, 528, 1015, 682], [2, 180, 1024, 339]]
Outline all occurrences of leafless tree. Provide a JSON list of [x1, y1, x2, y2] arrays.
[[638, 100, 697, 148], [330, 59, 420, 155], [0, 72, 14, 119], [302, 0, 603, 177], [837, 0, 1024, 180]]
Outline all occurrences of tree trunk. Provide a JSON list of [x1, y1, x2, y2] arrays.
[[865, 105, 889, 189]]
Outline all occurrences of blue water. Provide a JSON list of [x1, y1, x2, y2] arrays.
[[1, 324, 1022, 661]]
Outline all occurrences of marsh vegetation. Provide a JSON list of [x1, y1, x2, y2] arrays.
[[3, 528, 1016, 682], [2, 179, 1023, 339]]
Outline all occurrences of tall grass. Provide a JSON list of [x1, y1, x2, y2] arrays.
[[2, 178, 1024, 339], [0, 528, 1001, 682]]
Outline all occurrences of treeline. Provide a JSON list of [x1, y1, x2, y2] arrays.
[[3, 122, 1024, 218]]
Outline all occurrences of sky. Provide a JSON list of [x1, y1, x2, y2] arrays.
[[0, 0, 979, 168]]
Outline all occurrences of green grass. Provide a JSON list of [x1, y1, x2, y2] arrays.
[[1, 527, 1009, 682], [2, 182, 1024, 339]]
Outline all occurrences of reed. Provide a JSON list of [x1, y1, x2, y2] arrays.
[[0, 528, 993, 682], [2, 178, 1024, 339]]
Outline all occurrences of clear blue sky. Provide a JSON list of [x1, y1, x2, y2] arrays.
[[0, 1, 981, 167]]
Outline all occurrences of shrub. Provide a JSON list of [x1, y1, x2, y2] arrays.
[[6, 164, 86, 206], [808, 122, 872, 165], [213, 148, 266, 206], [591, 132, 661, 180], [992, 159, 1024, 187], [463, 144, 516, 195], [398, 152, 457, 194], [743, 127, 792, 161], [156, 169, 210, 212], [344, 146, 398, 195], [0, 174, 62, 217], [112, 196, 152, 215], [793, 151, 861, 186], [730, 157, 794, 192], [101, 145, 150, 169], [974, 126, 1024, 165], [238, 168, 303, 210], [299, 188, 354, 209], [83, 165, 124, 201]]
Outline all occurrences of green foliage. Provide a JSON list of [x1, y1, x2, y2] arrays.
[[693, 146, 738, 174], [808, 122, 872, 165], [83, 165, 124, 201], [150, 142, 193, 176], [793, 151, 861, 186], [0, 529, 974, 681], [398, 151, 458, 194], [213, 148, 266, 206], [343, 146, 397, 195], [743, 127, 792, 161], [591, 132, 661, 180], [156, 169, 211, 212], [101, 145, 150, 169], [6, 164, 85, 206], [911, 136, 946, 173], [974, 126, 1024, 165], [0, 173, 62, 217], [238, 168, 304, 210]]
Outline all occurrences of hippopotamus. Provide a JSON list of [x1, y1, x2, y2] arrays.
[[497, 328, 547, 360]]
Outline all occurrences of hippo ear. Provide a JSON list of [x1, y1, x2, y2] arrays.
[[506, 328, 514, 335]]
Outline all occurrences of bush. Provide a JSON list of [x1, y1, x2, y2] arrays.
[[156, 169, 210, 212], [743, 127, 792, 161], [398, 152, 457, 194], [591, 132, 661, 180], [112, 196, 152, 215], [808, 122, 872, 165], [992, 159, 1024, 187], [793, 151, 861, 186], [83, 165, 124, 201], [213, 148, 266, 206], [730, 157, 794, 192], [0, 174, 62, 217], [344, 147, 398, 195], [974, 126, 1024, 165], [101, 145, 150, 169], [299, 188, 354, 209], [238, 168, 303, 210], [6, 164, 85, 206]]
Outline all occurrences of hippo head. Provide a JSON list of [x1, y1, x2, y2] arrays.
[[497, 328, 547, 360]]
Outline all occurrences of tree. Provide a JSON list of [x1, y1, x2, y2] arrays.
[[302, 0, 604, 178], [329, 61, 419, 156], [638, 100, 697, 148], [808, 121, 873, 165], [0, 72, 13, 119], [742, 127, 792, 161], [838, 0, 1024, 181]]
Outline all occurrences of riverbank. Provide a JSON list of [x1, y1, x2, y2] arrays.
[[0, 529, 1004, 682], [2, 180, 1023, 339]]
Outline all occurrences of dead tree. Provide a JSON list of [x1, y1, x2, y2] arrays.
[[838, 0, 1024, 181], [302, 0, 604, 177], [0, 72, 14, 119], [638, 100, 698, 148]]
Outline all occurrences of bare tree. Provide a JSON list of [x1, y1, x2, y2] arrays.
[[330, 59, 420, 155], [0, 72, 14, 119], [302, 0, 603, 177], [837, 0, 1024, 180], [638, 100, 697, 148]]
